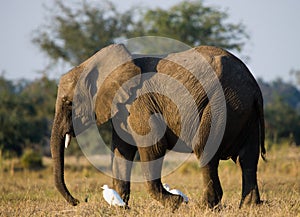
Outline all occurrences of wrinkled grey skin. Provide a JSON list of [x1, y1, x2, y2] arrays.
[[50, 44, 266, 210]]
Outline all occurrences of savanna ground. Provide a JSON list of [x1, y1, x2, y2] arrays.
[[0, 144, 299, 217]]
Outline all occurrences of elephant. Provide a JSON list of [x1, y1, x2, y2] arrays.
[[50, 43, 266, 210]]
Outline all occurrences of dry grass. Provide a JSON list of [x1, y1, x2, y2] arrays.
[[0, 145, 299, 217]]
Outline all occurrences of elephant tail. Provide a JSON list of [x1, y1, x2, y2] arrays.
[[256, 95, 267, 161]]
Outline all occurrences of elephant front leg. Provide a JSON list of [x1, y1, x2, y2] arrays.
[[111, 130, 137, 206], [138, 145, 183, 210], [112, 150, 133, 206]]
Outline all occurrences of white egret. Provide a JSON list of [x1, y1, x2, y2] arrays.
[[163, 183, 189, 204], [101, 185, 126, 207]]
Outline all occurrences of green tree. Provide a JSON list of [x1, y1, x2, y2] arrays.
[[133, 1, 248, 51], [258, 78, 300, 113], [33, 0, 133, 65], [290, 69, 300, 87], [21, 76, 57, 120], [264, 95, 300, 145], [0, 75, 57, 157], [0, 76, 23, 156], [33, 0, 249, 66]]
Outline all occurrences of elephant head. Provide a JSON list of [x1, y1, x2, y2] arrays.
[[50, 44, 141, 205]]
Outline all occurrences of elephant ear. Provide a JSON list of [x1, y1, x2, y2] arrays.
[[73, 44, 141, 133]]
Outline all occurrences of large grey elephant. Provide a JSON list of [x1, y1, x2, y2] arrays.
[[50, 44, 266, 209]]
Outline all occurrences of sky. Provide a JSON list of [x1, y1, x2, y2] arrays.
[[1, 0, 300, 83]]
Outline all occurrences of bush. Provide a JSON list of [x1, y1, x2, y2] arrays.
[[21, 149, 43, 170]]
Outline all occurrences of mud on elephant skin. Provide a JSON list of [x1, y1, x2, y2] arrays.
[[50, 44, 266, 209]]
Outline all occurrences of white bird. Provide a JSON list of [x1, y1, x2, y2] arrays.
[[163, 183, 189, 204], [101, 185, 126, 207]]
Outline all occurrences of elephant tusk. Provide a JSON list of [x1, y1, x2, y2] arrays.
[[65, 134, 71, 149]]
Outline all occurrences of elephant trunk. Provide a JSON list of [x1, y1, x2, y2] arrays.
[[50, 120, 79, 206]]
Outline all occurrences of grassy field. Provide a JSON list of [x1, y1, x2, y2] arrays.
[[0, 144, 299, 217]]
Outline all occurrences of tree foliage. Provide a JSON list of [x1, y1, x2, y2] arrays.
[[0, 75, 57, 157], [33, 0, 248, 66], [259, 78, 300, 145], [258, 78, 300, 111], [134, 1, 248, 50], [33, 0, 135, 65]]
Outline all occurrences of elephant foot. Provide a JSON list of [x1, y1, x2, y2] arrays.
[[202, 188, 223, 209], [149, 190, 184, 209], [211, 203, 225, 212], [163, 194, 184, 212], [146, 179, 184, 211], [113, 179, 131, 206], [239, 188, 261, 208], [202, 196, 221, 209]]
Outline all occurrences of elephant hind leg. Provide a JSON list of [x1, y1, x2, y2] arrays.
[[138, 140, 183, 210], [193, 105, 223, 208], [238, 122, 261, 207], [201, 160, 223, 208]]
